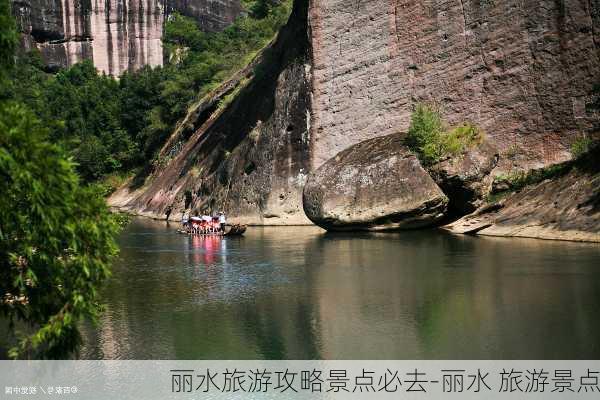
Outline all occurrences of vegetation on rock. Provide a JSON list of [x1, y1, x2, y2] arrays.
[[571, 135, 592, 158], [491, 140, 599, 199], [405, 103, 484, 165]]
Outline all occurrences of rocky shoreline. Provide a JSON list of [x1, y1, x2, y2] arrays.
[[445, 155, 600, 243], [302, 134, 599, 242], [113, 135, 599, 243]]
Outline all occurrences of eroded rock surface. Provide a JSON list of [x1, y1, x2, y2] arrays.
[[108, 0, 599, 237], [445, 153, 600, 242], [308, 0, 599, 172], [166, 0, 242, 32], [11, 0, 242, 75], [109, 0, 312, 224], [303, 133, 448, 231]]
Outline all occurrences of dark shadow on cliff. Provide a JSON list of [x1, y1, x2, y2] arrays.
[[574, 144, 600, 214], [113, 0, 311, 219], [176, 0, 310, 180]]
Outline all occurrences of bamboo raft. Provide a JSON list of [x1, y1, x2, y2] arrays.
[[178, 224, 247, 237]]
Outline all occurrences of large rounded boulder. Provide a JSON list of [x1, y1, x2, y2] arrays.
[[303, 133, 448, 231]]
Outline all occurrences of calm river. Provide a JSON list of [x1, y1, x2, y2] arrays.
[[80, 217, 600, 359]]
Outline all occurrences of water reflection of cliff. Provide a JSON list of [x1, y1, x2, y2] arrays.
[[309, 232, 600, 359], [80, 219, 600, 359]]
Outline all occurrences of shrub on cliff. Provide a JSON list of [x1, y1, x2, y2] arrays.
[[406, 103, 483, 165], [571, 135, 593, 159], [405, 103, 445, 164]]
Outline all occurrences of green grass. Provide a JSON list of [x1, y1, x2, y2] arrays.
[[96, 171, 135, 196], [492, 164, 569, 193]]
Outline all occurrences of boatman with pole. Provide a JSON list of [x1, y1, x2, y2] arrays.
[[219, 211, 227, 232]]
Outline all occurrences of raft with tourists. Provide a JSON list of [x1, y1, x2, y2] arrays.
[[178, 212, 246, 236]]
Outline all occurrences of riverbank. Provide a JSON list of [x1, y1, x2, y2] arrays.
[[445, 167, 600, 242]]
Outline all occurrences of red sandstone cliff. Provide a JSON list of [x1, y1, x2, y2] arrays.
[[309, 0, 599, 171], [109, 0, 313, 224], [109, 0, 599, 232]]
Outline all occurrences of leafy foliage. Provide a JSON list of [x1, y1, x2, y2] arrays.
[[405, 103, 483, 165], [158, 2, 291, 127], [571, 135, 592, 159], [405, 103, 445, 164], [0, 0, 292, 358], [0, 0, 17, 83], [0, 1, 119, 359], [244, 0, 282, 18], [0, 103, 119, 358], [7, 57, 138, 180]]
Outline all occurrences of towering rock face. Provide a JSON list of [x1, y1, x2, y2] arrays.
[[308, 0, 600, 171], [109, 0, 312, 224], [109, 0, 599, 226], [12, 0, 242, 75]]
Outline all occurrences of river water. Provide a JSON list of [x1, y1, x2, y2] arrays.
[[80, 218, 600, 359]]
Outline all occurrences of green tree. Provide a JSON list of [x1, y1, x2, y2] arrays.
[[4, 0, 292, 184], [0, 0, 17, 85], [0, 103, 119, 359], [119, 66, 166, 155], [47, 62, 138, 176], [164, 13, 208, 52], [0, 2, 118, 358], [248, 0, 280, 18]]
